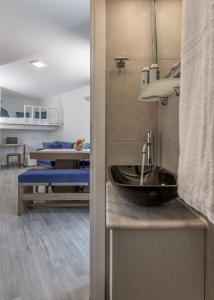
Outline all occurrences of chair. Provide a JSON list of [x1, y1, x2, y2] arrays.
[[7, 153, 21, 169]]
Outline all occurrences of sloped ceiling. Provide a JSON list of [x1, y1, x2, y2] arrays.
[[0, 0, 90, 99]]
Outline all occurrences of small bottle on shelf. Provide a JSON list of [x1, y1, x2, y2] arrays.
[[149, 63, 160, 83], [140, 67, 149, 92]]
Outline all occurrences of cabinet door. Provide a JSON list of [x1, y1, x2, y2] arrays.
[[110, 229, 205, 300]]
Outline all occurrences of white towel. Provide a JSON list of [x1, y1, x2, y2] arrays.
[[178, 0, 214, 222]]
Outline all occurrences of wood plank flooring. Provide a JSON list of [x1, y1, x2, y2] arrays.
[[0, 168, 89, 300]]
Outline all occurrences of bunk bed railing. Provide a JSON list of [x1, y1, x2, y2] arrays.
[[23, 105, 61, 125], [0, 105, 62, 127]]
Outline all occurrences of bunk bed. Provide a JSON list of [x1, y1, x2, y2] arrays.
[[0, 105, 62, 130]]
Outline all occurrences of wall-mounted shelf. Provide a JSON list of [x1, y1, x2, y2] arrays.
[[138, 78, 180, 105], [139, 62, 180, 104]]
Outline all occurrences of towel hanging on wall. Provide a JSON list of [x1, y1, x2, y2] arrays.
[[178, 0, 214, 222]]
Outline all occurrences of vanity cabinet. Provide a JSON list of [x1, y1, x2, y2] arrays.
[[106, 183, 207, 300]]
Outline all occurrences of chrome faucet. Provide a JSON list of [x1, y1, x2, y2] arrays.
[[146, 129, 154, 167], [140, 129, 154, 185]]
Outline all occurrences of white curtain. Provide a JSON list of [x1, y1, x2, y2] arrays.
[[178, 0, 214, 222]]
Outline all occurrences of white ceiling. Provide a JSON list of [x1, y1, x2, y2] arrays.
[[0, 0, 90, 99]]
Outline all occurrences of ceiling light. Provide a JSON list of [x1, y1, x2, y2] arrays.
[[30, 60, 46, 68]]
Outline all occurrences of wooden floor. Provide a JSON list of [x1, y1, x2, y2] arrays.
[[0, 168, 89, 300]]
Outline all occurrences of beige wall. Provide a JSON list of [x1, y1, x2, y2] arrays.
[[106, 0, 181, 170], [106, 0, 158, 168], [158, 96, 179, 173], [157, 0, 181, 174]]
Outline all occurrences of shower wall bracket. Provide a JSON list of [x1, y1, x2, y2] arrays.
[[160, 97, 168, 105], [114, 57, 129, 69]]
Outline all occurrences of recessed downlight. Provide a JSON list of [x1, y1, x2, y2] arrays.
[[30, 60, 46, 68]]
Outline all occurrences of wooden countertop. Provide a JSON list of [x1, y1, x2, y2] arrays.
[[106, 182, 208, 230], [30, 149, 90, 160]]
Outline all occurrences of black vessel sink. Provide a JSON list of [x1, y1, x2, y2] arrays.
[[109, 165, 177, 206]]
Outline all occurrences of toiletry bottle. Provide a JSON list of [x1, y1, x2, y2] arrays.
[[149, 63, 160, 83], [140, 67, 149, 92]]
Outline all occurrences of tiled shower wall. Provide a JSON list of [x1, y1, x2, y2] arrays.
[[156, 0, 181, 174], [158, 95, 179, 174], [106, 0, 181, 171], [106, 0, 157, 168]]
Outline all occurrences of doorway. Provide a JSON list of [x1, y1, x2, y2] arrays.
[[0, 1, 94, 299]]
